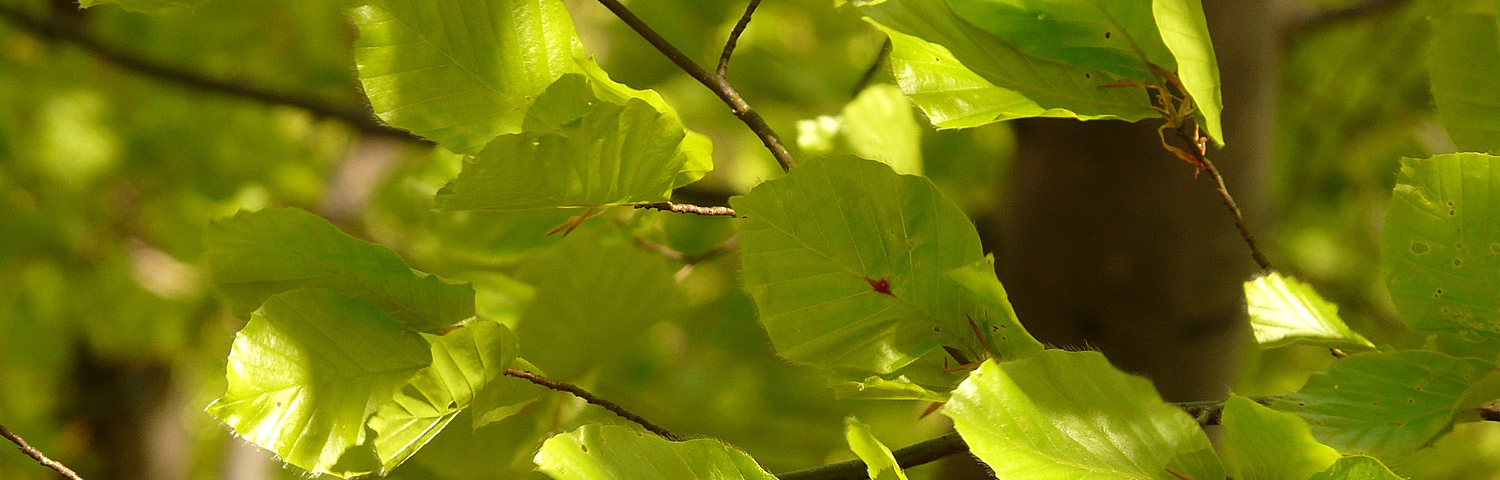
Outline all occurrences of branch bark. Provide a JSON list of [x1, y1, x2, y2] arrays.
[[0, 4, 425, 144], [0, 422, 86, 480], [635, 202, 737, 217], [503, 368, 681, 441], [591, 0, 796, 172], [717, 0, 761, 78]]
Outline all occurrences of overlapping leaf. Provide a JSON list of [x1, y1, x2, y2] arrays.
[[350, 0, 583, 154], [534, 425, 777, 480], [206, 208, 474, 332], [1382, 154, 1500, 335], [1428, 13, 1500, 154], [797, 84, 923, 175], [1307, 456, 1403, 480], [367, 319, 520, 472], [435, 73, 712, 210], [844, 417, 909, 480], [206, 290, 433, 477], [1221, 395, 1340, 480], [1272, 350, 1498, 460], [733, 155, 989, 375], [1244, 272, 1373, 349], [945, 351, 1224, 480], [859, 0, 1223, 143]]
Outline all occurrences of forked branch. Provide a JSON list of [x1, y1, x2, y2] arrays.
[[718, 0, 762, 77], [0, 422, 86, 480], [592, 0, 796, 172]]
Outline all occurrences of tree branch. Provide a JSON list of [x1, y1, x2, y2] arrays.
[[635, 202, 737, 217], [0, 4, 425, 144], [717, 0, 761, 78], [591, 0, 796, 172], [0, 422, 86, 480], [850, 38, 892, 97], [503, 368, 682, 441]]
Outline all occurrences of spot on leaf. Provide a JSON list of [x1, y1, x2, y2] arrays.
[[1411, 242, 1430, 254], [866, 277, 893, 296]]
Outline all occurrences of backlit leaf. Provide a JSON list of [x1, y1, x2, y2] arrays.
[[1382, 154, 1500, 336], [945, 351, 1224, 480], [206, 208, 474, 332], [1307, 456, 1403, 480], [1221, 395, 1340, 480], [1244, 272, 1373, 349], [797, 84, 923, 175], [535, 424, 777, 480], [844, 417, 908, 480]]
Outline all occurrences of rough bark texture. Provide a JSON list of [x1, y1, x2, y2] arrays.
[[947, 0, 1280, 476]]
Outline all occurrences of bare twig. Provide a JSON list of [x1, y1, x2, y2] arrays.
[[635, 202, 737, 217], [1198, 156, 1272, 271], [775, 397, 1275, 480], [717, 0, 761, 78], [503, 368, 681, 441], [0, 422, 86, 480], [592, 0, 796, 172], [0, 4, 424, 144]]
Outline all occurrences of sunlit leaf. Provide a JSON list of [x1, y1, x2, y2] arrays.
[[206, 208, 474, 332], [1272, 350, 1498, 460], [1307, 456, 1403, 480], [946, 257, 1045, 361], [1428, 13, 1500, 154], [351, 0, 583, 154], [535, 424, 778, 480], [366, 319, 520, 472], [1382, 154, 1500, 336], [797, 84, 923, 175], [435, 73, 712, 211], [206, 290, 432, 477], [844, 417, 908, 480], [1221, 395, 1340, 480], [945, 351, 1224, 480], [1152, 0, 1224, 145], [1244, 272, 1373, 349], [733, 155, 989, 375]]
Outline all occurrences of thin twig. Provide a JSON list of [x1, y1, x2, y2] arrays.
[[592, 0, 796, 172], [1286, 0, 1409, 40], [503, 368, 682, 441], [0, 422, 86, 480], [0, 4, 424, 144], [717, 0, 761, 78], [635, 202, 737, 217], [1165, 126, 1273, 272], [775, 397, 1275, 480], [629, 233, 741, 264]]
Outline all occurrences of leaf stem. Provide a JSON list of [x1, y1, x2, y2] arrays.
[[503, 368, 682, 441], [0, 4, 421, 144], [592, 0, 796, 172], [635, 202, 737, 217], [717, 0, 761, 78], [0, 422, 86, 480]]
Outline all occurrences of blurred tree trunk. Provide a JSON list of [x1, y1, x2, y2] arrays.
[[948, 0, 1280, 477]]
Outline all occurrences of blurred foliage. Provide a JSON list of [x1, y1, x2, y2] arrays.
[[1, 0, 1499, 478]]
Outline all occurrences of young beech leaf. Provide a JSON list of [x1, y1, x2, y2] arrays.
[[1221, 395, 1340, 480], [843, 417, 909, 480], [1244, 272, 1373, 350], [534, 424, 778, 480], [207, 290, 432, 477], [206, 208, 474, 333], [733, 155, 989, 376], [945, 351, 1224, 480]]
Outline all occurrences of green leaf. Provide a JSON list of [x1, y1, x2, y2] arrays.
[[733, 155, 989, 375], [77, 0, 210, 11], [946, 257, 1045, 361], [1307, 456, 1403, 480], [1152, 0, 1224, 145], [206, 290, 432, 477], [945, 0, 1174, 81], [513, 229, 687, 379], [206, 208, 474, 333], [797, 84, 923, 175], [435, 73, 712, 211], [534, 424, 778, 480], [1272, 350, 1498, 460], [878, 23, 1102, 128], [366, 319, 520, 472], [1244, 272, 1374, 349], [1221, 395, 1340, 480], [831, 374, 950, 402], [860, 0, 1154, 122], [1381, 154, 1500, 336], [1428, 13, 1500, 155], [945, 351, 1224, 480], [844, 417, 909, 480], [351, 0, 584, 154]]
